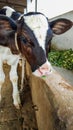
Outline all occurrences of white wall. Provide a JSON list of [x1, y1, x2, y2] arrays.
[[37, 0, 73, 18], [51, 11, 73, 50], [26, 0, 73, 18]]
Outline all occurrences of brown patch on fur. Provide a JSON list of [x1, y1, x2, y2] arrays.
[[0, 20, 11, 30], [59, 82, 73, 91]]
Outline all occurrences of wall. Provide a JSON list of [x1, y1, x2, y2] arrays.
[[50, 11, 73, 50], [37, 0, 73, 18]]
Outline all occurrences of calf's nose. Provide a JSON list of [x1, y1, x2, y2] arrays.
[[33, 60, 52, 77]]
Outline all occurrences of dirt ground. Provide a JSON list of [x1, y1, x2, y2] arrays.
[[0, 64, 38, 130]]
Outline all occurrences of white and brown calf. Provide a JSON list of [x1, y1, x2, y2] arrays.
[[0, 6, 25, 89]]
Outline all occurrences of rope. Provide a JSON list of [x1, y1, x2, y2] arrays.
[[15, 32, 20, 52]]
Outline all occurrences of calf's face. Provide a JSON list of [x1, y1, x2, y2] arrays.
[[17, 14, 53, 74], [17, 13, 73, 77]]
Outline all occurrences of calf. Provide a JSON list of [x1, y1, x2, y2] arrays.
[[0, 6, 25, 89], [0, 6, 72, 109], [0, 7, 24, 109], [0, 6, 25, 91], [0, 15, 22, 109]]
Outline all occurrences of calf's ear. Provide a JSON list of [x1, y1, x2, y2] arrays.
[[49, 18, 73, 35], [0, 15, 17, 49], [0, 14, 17, 30], [0, 15, 17, 39]]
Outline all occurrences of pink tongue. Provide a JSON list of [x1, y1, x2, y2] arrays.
[[38, 64, 50, 75], [33, 61, 52, 77]]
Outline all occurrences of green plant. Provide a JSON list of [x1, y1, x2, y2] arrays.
[[48, 49, 73, 70]]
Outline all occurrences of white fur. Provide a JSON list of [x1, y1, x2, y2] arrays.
[[0, 46, 21, 109], [24, 14, 49, 51], [3, 6, 15, 17]]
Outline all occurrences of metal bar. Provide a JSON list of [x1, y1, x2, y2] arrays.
[[35, 0, 37, 12]]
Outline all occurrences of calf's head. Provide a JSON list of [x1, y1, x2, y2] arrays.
[[16, 13, 73, 76], [0, 15, 20, 54]]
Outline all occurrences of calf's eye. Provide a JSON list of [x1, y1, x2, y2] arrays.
[[21, 36, 27, 44]]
